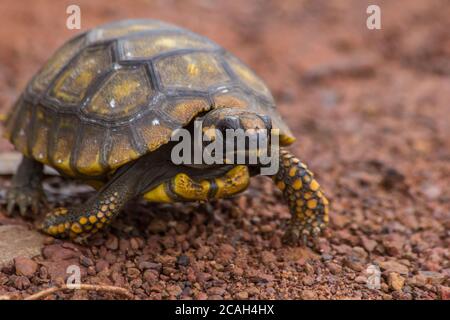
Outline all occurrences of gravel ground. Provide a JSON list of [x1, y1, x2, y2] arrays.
[[0, 0, 448, 300]]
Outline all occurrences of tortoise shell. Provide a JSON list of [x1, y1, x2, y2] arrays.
[[4, 19, 294, 178]]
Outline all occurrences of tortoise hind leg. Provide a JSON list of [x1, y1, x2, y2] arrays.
[[6, 156, 46, 216]]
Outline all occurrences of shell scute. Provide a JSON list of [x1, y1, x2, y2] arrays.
[[225, 54, 273, 101], [155, 52, 229, 91], [106, 128, 140, 168], [163, 98, 211, 124], [76, 124, 105, 175], [31, 105, 54, 163], [10, 99, 33, 157], [84, 65, 153, 118], [50, 46, 112, 104], [30, 36, 85, 95], [87, 19, 178, 43], [50, 114, 79, 175], [119, 32, 216, 60]]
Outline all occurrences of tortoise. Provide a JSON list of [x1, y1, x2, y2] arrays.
[[3, 19, 329, 243]]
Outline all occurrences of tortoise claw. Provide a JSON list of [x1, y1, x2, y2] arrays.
[[5, 186, 47, 217], [282, 221, 310, 246]]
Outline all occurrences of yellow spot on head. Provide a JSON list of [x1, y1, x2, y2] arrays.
[[101, 205, 108, 212], [323, 197, 329, 205], [89, 215, 97, 224], [304, 192, 313, 199], [292, 179, 302, 190], [97, 212, 104, 219]]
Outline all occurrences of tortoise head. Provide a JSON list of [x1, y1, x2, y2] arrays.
[[200, 108, 273, 165]]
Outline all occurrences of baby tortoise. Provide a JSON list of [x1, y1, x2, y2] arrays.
[[3, 19, 329, 244]]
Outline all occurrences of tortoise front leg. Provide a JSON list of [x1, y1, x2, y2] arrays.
[[40, 173, 136, 240], [272, 149, 329, 245], [40, 150, 174, 240], [6, 156, 46, 216]]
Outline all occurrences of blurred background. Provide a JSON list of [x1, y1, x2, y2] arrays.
[[0, 0, 448, 299]]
